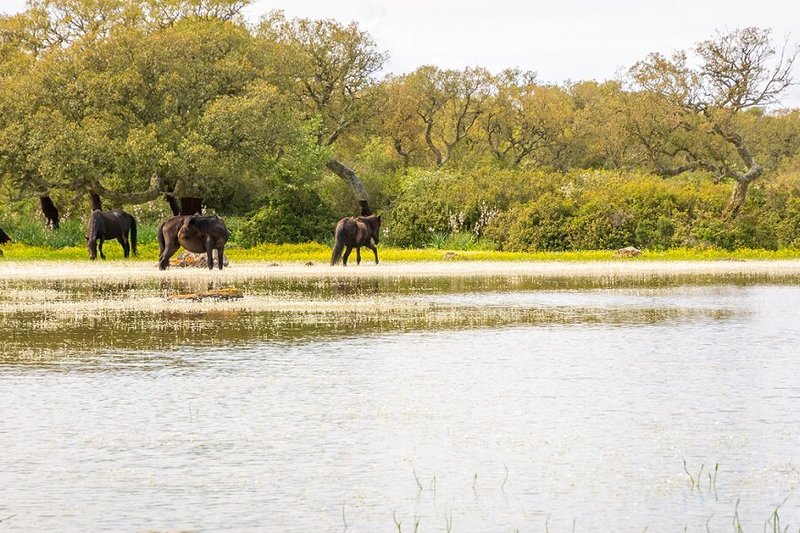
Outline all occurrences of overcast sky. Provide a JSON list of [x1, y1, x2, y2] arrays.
[[4, 0, 800, 107]]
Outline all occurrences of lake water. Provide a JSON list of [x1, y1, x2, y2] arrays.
[[1, 274, 799, 531]]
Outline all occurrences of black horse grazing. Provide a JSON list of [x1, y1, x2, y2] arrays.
[[330, 215, 381, 266], [0, 226, 11, 244], [158, 214, 229, 270], [87, 209, 138, 260]]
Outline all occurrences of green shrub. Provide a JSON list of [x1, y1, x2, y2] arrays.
[[385, 168, 754, 252], [383, 169, 455, 247], [485, 193, 576, 251], [444, 232, 476, 250], [238, 186, 335, 247], [5, 218, 85, 248]]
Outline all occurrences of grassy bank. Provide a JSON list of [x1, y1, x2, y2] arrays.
[[3, 241, 800, 263]]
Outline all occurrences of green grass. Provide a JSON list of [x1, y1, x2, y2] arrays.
[[4, 241, 800, 263]]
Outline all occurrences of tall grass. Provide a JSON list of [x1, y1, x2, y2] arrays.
[[5, 219, 87, 248], [1, 218, 161, 248]]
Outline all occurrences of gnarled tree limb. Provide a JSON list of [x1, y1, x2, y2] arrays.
[[88, 174, 164, 205]]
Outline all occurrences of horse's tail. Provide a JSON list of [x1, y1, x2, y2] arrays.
[[330, 221, 346, 265], [156, 220, 165, 254], [129, 214, 138, 256]]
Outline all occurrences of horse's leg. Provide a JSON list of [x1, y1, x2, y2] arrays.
[[119, 236, 129, 258], [356, 246, 362, 265], [98, 239, 106, 260], [206, 244, 214, 270], [366, 243, 379, 264], [216, 247, 225, 270], [159, 243, 178, 270], [342, 246, 352, 266], [158, 234, 179, 270]]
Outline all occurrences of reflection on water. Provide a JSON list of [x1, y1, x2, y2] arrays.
[[1, 276, 799, 531], [0, 275, 748, 361]]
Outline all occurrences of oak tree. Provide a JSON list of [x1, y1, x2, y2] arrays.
[[629, 27, 797, 215]]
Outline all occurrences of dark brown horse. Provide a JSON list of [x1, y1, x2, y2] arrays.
[[157, 214, 229, 270], [330, 215, 381, 266], [87, 209, 138, 260]]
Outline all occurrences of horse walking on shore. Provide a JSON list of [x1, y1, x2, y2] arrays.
[[330, 215, 381, 266], [87, 209, 137, 260], [157, 214, 229, 270]]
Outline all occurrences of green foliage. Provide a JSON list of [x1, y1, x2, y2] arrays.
[[488, 192, 576, 251], [0, 216, 165, 248], [383, 169, 453, 247], [2, 6, 800, 254], [237, 180, 335, 246], [4, 218, 86, 248], [384, 168, 800, 252]]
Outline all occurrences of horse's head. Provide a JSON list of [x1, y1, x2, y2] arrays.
[[87, 234, 97, 259], [177, 216, 199, 240], [370, 215, 381, 244]]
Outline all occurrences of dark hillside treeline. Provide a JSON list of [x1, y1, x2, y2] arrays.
[[1, 1, 799, 251]]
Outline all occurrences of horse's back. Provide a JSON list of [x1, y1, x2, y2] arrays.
[[109, 208, 129, 221], [161, 215, 188, 233], [189, 215, 229, 241], [334, 216, 351, 232], [335, 216, 358, 239]]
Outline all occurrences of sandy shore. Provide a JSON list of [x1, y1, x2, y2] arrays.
[[2, 259, 800, 281]]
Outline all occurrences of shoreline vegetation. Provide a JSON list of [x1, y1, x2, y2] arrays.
[[4, 241, 800, 264], [3, 246, 800, 283]]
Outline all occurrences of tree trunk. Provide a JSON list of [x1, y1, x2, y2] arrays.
[[715, 125, 763, 218], [358, 200, 372, 216], [165, 195, 181, 216], [326, 158, 372, 215], [392, 138, 411, 167], [0, 226, 11, 244], [90, 191, 103, 211], [178, 197, 203, 215], [165, 195, 202, 215], [39, 195, 60, 229], [724, 164, 762, 218], [725, 179, 752, 218], [424, 121, 444, 166]]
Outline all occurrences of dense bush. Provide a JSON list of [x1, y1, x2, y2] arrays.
[[4, 167, 800, 252], [237, 183, 335, 246], [384, 168, 800, 251]]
